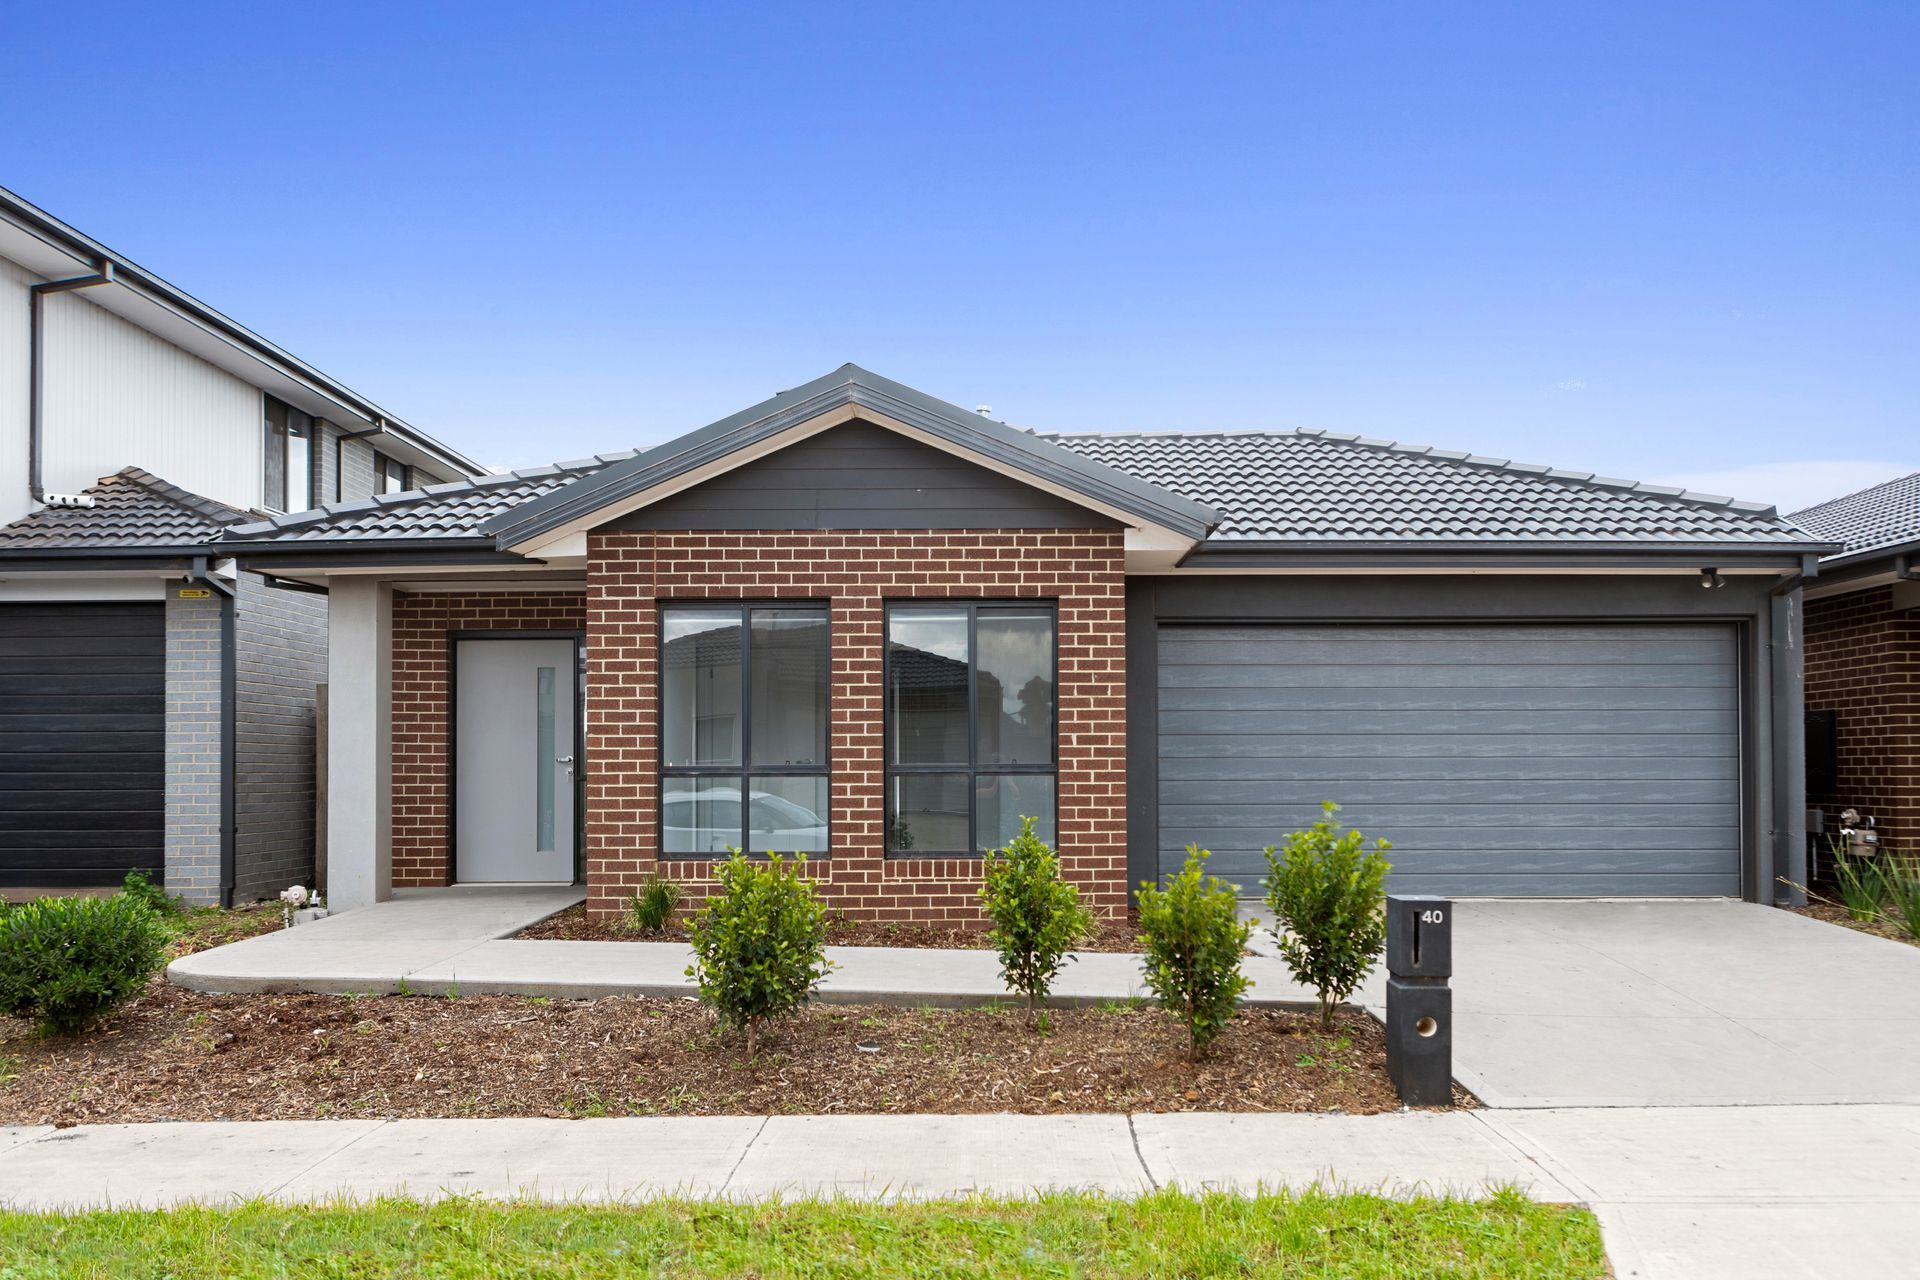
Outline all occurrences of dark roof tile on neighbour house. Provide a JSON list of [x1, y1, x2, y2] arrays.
[[0, 467, 250, 552], [1786, 472, 1920, 562], [220, 454, 641, 544], [1040, 429, 1812, 547]]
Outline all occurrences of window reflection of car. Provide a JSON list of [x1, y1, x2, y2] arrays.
[[662, 787, 828, 853]]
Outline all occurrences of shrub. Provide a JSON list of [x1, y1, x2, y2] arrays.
[[684, 852, 830, 1058], [1885, 857, 1920, 942], [980, 817, 1091, 1023], [1135, 845, 1252, 1060], [120, 869, 181, 918], [0, 894, 169, 1035], [1832, 849, 1888, 923], [1263, 801, 1391, 1030], [626, 875, 682, 933]]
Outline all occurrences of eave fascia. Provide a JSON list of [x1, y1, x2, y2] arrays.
[[1168, 543, 1831, 572]]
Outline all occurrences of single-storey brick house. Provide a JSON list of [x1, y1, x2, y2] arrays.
[[222, 366, 1829, 918], [1789, 473, 1920, 852]]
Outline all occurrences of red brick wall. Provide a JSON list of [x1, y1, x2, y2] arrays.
[[391, 590, 587, 887], [1804, 585, 1920, 852], [584, 530, 1128, 922]]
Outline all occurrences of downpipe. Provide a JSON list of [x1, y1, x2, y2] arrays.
[[1769, 556, 1817, 907], [27, 263, 114, 505], [190, 556, 240, 908]]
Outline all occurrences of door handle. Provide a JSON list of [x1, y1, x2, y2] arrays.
[[556, 754, 575, 778]]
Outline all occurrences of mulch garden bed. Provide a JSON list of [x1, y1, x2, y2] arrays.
[[1790, 901, 1919, 948], [518, 904, 1145, 952], [0, 983, 1458, 1125]]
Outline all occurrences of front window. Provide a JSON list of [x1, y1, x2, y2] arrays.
[[885, 602, 1056, 856], [374, 452, 410, 495], [262, 397, 314, 513], [660, 603, 830, 856]]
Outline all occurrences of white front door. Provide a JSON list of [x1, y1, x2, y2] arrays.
[[455, 638, 577, 882]]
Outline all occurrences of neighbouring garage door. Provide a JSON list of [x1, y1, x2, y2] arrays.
[[1156, 623, 1742, 897], [0, 603, 165, 889]]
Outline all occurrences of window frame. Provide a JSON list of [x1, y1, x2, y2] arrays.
[[656, 600, 833, 859], [262, 396, 314, 514], [374, 451, 410, 496], [882, 600, 1060, 859]]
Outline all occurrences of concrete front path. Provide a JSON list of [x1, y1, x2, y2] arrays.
[[169, 885, 1322, 1009], [1393, 900, 1920, 1109], [2, 1106, 1915, 1278]]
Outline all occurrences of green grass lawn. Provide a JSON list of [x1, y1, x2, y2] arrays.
[[0, 1187, 1606, 1278]]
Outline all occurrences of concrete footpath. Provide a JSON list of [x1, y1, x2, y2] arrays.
[[3, 1105, 1916, 1279]]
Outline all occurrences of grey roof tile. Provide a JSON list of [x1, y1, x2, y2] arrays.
[[217, 424, 1813, 551], [1787, 472, 1920, 560], [0, 467, 249, 551], [1039, 430, 1808, 545]]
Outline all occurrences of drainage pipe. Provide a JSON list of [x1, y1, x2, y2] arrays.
[[190, 555, 240, 908], [27, 263, 115, 505]]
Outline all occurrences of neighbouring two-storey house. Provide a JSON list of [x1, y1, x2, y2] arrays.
[[0, 185, 482, 903]]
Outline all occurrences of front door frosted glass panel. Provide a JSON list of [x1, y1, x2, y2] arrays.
[[455, 639, 577, 882]]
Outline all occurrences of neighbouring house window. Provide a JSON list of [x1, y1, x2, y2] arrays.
[[374, 451, 410, 495], [885, 602, 1056, 856], [262, 397, 314, 513], [660, 603, 831, 856]]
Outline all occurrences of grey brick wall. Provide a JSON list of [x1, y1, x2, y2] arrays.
[[233, 571, 328, 902], [341, 434, 377, 503], [164, 589, 224, 904]]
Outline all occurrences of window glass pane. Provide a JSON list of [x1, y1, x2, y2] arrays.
[[748, 775, 829, 854], [886, 772, 970, 854], [535, 666, 556, 851], [662, 607, 742, 766], [262, 401, 286, 511], [285, 422, 312, 513], [888, 610, 970, 765], [976, 774, 1057, 853], [750, 609, 828, 767], [662, 777, 741, 854], [976, 609, 1054, 766]]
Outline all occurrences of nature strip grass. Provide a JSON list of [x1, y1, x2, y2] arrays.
[[0, 1187, 1607, 1278]]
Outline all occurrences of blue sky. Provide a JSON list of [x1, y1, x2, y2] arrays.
[[5, 1, 1916, 512]]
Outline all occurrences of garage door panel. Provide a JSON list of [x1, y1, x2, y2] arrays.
[[1155, 622, 1742, 897], [1172, 845, 1741, 881], [1160, 755, 1740, 782], [1159, 635, 1733, 667], [1157, 662, 1736, 690], [1162, 708, 1738, 736], [1159, 732, 1734, 760], [1160, 777, 1737, 806], [0, 604, 164, 887], [1161, 685, 1734, 713]]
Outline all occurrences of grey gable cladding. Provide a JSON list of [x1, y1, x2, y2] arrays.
[[0, 467, 249, 553], [1787, 471, 1920, 563], [480, 365, 1220, 546]]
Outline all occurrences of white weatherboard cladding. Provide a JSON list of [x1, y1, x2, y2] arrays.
[[0, 256, 262, 525]]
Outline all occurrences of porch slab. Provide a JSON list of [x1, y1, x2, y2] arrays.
[[167, 885, 585, 995]]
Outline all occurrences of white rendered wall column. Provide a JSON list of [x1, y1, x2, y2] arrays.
[[326, 578, 393, 910]]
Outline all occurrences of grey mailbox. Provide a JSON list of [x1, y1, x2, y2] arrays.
[[1384, 894, 1452, 1107]]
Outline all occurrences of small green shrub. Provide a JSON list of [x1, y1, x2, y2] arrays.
[[626, 875, 682, 933], [1136, 845, 1252, 1060], [119, 869, 181, 918], [0, 894, 169, 1035], [1263, 801, 1391, 1030], [980, 817, 1092, 1023], [1884, 857, 1920, 941], [684, 852, 830, 1058], [1833, 850, 1888, 923]]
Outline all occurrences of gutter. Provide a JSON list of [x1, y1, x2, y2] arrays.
[[188, 555, 240, 908], [27, 263, 115, 504]]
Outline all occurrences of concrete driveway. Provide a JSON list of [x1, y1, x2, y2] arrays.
[[1395, 899, 1920, 1108]]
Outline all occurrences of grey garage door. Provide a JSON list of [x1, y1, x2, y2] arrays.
[[0, 603, 166, 889], [1156, 623, 1742, 897]]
